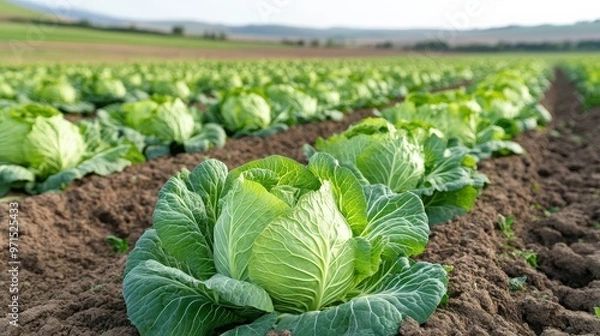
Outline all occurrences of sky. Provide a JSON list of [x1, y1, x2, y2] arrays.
[[25, 0, 600, 29]]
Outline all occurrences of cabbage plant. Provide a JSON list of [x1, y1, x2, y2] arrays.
[[83, 75, 128, 105], [123, 154, 448, 336], [210, 91, 291, 137], [0, 104, 142, 195], [0, 104, 85, 177], [150, 80, 192, 101], [266, 84, 319, 124], [220, 92, 272, 133], [308, 83, 341, 110], [99, 96, 226, 159], [29, 78, 95, 113], [381, 92, 525, 160], [32, 79, 78, 104], [338, 80, 374, 109], [0, 81, 15, 100], [310, 118, 486, 225]]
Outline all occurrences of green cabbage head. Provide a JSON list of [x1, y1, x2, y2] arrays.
[[266, 84, 318, 122], [0, 82, 15, 99], [221, 92, 272, 132], [0, 104, 86, 178], [152, 80, 191, 100], [94, 78, 127, 99], [119, 96, 196, 144], [33, 80, 78, 104]]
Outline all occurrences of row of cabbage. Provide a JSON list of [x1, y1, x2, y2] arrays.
[[0, 59, 479, 113], [563, 59, 600, 109], [121, 61, 553, 336], [309, 62, 552, 226], [0, 59, 486, 197]]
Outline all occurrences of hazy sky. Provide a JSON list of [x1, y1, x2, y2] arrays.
[[27, 0, 599, 29]]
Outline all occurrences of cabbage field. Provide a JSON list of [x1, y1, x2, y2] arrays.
[[1, 55, 600, 336]]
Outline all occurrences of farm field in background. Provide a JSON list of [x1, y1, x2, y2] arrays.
[[0, 21, 303, 64], [0, 0, 404, 65], [0, 41, 415, 65], [0, 22, 287, 49], [0, 0, 292, 65]]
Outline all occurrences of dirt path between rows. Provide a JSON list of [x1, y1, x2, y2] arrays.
[[1, 71, 599, 335]]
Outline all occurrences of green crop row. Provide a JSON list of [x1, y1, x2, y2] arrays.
[[563, 59, 600, 109], [0, 58, 490, 196]]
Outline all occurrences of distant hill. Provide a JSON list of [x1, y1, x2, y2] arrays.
[[4, 0, 600, 45], [0, 0, 45, 18]]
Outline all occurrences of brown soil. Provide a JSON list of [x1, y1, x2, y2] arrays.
[[1, 71, 599, 336]]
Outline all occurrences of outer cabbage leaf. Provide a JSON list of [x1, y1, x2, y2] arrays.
[[36, 145, 131, 193], [219, 313, 277, 336], [422, 186, 479, 225], [362, 184, 429, 258], [307, 152, 369, 235], [314, 118, 396, 167], [418, 139, 480, 196], [153, 167, 217, 280], [183, 123, 227, 154], [356, 136, 424, 192], [180, 159, 229, 226], [78, 119, 146, 165], [124, 260, 244, 336], [347, 258, 448, 324], [124, 230, 274, 336], [314, 134, 371, 169], [0, 165, 35, 196]]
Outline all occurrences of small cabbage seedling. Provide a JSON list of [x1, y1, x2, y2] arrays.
[[543, 206, 561, 217], [497, 214, 515, 240], [514, 250, 538, 268], [106, 235, 129, 254], [509, 276, 527, 292]]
